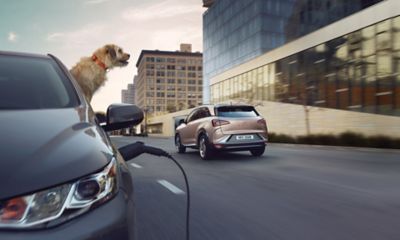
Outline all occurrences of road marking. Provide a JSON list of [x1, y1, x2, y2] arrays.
[[157, 180, 185, 195], [130, 163, 143, 169]]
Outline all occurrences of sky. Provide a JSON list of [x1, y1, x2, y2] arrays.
[[0, 0, 204, 111]]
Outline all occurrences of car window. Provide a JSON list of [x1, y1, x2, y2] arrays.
[[216, 106, 259, 117], [0, 55, 79, 110], [186, 109, 198, 123], [197, 108, 211, 119]]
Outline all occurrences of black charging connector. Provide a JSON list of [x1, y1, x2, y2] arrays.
[[118, 142, 190, 240]]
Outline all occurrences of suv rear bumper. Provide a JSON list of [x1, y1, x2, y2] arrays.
[[212, 133, 267, 151]]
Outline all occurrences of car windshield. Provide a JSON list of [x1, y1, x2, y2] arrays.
[[216, 106, 259, 117], [0, 55, 79, 110]]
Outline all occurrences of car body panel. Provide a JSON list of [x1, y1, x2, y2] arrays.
[[0, 191, 134, 240], [0, 51, 135, 239], [218, 117, 268, 138], [0, 107, 113, 200]]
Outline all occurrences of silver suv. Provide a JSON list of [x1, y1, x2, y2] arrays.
[[175, 104, 268, 159]]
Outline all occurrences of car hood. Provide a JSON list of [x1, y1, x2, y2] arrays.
[[0, 107, 114, 200]]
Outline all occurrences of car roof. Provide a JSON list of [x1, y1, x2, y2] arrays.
[[191, 104, 255, 116], [0, 50, 52, 60], [214, 103, 254, 108]]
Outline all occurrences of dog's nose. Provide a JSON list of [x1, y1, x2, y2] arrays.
[[127, 54, 130, 59]]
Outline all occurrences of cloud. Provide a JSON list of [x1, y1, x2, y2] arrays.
[[84, 0, 111, 5], [122, 0, 203, 21], [46, 24, 107, 46], [7, 32, 18, 42]]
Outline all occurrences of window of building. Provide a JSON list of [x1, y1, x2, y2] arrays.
[[156, 85, 165, 91], [155, 64, 165, 69], [156, 78, 165, 84], [188, 72, 196, 78], [177, 71, 186, 78], [156, 71, 165, 77], [167, 71, 176, 77], [146, 70, 155, 76], [146, 57, 155, 62], [147, 78, 154, 85], [188, 86, 196, 91]]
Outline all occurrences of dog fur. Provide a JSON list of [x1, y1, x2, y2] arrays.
[[70, 44, 130, 102]]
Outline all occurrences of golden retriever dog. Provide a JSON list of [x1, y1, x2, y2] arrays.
[[70, 44, 130, 102]]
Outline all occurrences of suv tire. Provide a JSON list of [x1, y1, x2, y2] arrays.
[[175, 134, 186, 153], [199, 134, 213, 160], [250, 146, 265, 157]]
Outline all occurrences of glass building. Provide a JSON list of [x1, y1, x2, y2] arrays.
[[204, 0, 400, 117], [203, 0, 384, 103]]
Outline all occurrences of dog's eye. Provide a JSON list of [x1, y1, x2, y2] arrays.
[[118, 49, 122, 53]]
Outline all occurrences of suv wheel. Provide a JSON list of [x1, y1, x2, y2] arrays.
[[250, 146, 265, 157], [175, 134, 186, 153], [199, 135, 213, 160]]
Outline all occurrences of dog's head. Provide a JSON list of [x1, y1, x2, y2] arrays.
[[95, 44, 130, 69]]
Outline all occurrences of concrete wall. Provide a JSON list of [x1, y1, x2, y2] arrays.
[[256, 101, 400, 137], [147, 109, 193, 137], [147, 102, 400, 138]]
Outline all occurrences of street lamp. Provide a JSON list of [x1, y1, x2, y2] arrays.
[[142, 106, 150, 136]]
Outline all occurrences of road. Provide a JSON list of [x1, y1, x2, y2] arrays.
[[111, 136, 400, 240]]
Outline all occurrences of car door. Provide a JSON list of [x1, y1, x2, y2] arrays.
[[180, 109, 199, 146], [185, 108, 211, 145]]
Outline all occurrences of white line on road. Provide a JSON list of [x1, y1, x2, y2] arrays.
[[130, 163, 143, 169], [157, 180, 185, 195]]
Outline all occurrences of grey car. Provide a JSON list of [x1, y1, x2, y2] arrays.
[[0, 51, 142, 239]]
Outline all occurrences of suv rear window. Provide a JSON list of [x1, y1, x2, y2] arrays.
[[216, 106, 259, 118], [0, 55, 79, 110]]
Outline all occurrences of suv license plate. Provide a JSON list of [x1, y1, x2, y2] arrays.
[[236, 135, 254, 140]]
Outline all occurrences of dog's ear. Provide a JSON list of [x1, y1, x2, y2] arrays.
[[106, 45, 116, 59]]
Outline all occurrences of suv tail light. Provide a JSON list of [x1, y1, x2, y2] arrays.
[[212, 119, 230, 127], [257, 119, 266, 125]]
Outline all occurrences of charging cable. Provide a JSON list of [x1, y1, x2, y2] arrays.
[[119, 142, 190, 240]]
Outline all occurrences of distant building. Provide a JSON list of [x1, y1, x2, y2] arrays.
[[135, 44, 203, 116], [121, 83, 135, 104]]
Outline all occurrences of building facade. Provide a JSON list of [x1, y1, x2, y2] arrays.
[[121, 83, 136, 104], [203, 0, 384, 103], [135, 44, 203, 116], [202, 0, 400, 137]]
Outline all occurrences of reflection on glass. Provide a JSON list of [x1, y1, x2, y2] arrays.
[[210, 16, 398, 116]]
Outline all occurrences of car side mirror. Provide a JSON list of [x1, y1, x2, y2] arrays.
[[179, 119, 186, 125], [103, 104, 144, 132]]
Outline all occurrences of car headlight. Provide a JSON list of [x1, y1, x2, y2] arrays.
[[0, 158, 118, 229]]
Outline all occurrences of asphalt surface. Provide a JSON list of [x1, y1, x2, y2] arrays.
[[111, 136, 400, 240]]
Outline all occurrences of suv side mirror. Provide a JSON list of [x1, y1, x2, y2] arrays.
[[103, 104, 144, 132], [179, 119, 186, 125]]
